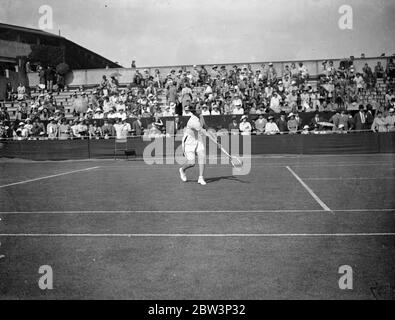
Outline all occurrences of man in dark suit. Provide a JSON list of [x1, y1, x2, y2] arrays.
[[353, 105, 367, 131], [276, 112, 288, 134], [365, 104, 374, 130], [228, 116, 239, 134], [132, 115, 144, 136], [310, 111, 324, 131]]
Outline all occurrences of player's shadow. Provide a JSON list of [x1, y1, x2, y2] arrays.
[[205, 175, 249, 184]]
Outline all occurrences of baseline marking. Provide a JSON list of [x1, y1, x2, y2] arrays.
[[0, 167, 100, 188], [286, 166, 331, 211], [0, 209, 394, 215], [302, 177, 395, 180], [98, 162, 395, 170], [0, 233, 394, 237]]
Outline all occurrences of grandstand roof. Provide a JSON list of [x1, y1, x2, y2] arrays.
[[0, 22, 122, 69]]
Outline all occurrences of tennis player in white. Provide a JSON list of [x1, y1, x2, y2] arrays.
[[179, 105, 207, 185]]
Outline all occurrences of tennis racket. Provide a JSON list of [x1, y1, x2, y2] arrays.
[[205, 131, 244, 168]]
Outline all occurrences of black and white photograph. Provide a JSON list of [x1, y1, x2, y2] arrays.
[[0, 0, 394, 305]]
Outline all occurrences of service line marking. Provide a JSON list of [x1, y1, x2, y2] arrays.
[[0, 233, 394, 238]]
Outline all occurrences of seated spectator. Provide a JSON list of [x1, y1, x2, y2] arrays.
[[71, 120, 80, 138], [118, 109, 128, 121], [239, 115, 252, 135], [0, 120, 8, 139], [162, 105, 174, 117], [113, 118, 131, 139], [58, 118, 71, 140], [76, 119, 89, 138], [371, 111, 388, 133], [232, 102, 244, 115], [255, 114, 267, 135], [294, 113, 302, 130], [84, 108, 94, 120], [298, 62, 309, 83], [17, 83, 26, 101], [287, 113, 299, 134], [386, 58, 395, 82], [354, 73, 365, 92], [276, 112, 288, 134], [146, 121, 164, 138], [132, 115, 144, 136], [265, 116, 280, 135], [14, 121, 28, 140], [89, 121, 103, 139], [211, 105, 221, 115], [24, 118, 33, 137], [201, 105, 211, 115], [270, 92, 282, 113], [102, 119, 115, 139], [228, 116, 239, 135], [385, 108, 395, 132], [46, 117, 58, 140], [93, 108, 104, 119], [31, 118, 45, 138], [353, 105, 367, 131], [301, 125, 310, 135]]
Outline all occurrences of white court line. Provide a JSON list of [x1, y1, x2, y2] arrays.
[[0, 166, 99, 188], [99, 161, 395, 169], [0, 233, 394, 237], [286, 166, 331, 212], [0, 209, 393, 215], [302, 177, 395, 180]]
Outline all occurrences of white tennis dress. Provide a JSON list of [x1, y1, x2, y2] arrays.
[[182, 114, 205, 162]]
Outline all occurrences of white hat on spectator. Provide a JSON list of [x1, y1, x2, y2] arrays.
[[18, 122, 24, 126], [269, 62, 273, 66], [48, 117, 54, 121], [170, 102, 176, 108], [148, 94, 154, 99], [288, 112, 295, 118], [389, 108, 394, 112], [87, 108, 93, 113], [339, 124, 345, 129], [95, 108, 102, 112], [303, 125, 309, 129], [241, 115, 248, 121]]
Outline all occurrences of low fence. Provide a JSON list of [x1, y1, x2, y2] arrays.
[[1, 133, 394, 161]]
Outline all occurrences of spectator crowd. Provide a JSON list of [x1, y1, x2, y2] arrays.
[[1, 56, 395, 140]]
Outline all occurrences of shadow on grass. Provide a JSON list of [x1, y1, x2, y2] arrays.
[[205, 175, 249, 184]]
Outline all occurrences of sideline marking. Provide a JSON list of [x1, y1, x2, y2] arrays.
[[0, 167, 99, 188], [286, 166, 331, 211], [0, 233, 394, 237], [0, 209, 394, 215]]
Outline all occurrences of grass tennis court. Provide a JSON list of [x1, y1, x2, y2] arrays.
[[0, 154, 394, 299]]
